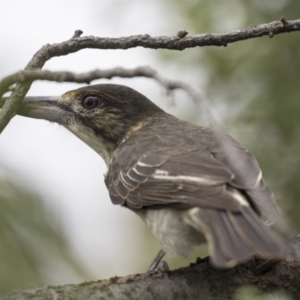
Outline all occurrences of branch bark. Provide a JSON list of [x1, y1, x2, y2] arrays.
[[0, 17, 300, 133], [3, 236, 300, 300]]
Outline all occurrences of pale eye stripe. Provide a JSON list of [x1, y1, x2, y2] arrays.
[[152, 173, 219, 185]]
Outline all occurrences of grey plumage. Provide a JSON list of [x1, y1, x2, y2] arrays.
[[1, 84, 294, 269], [105, 108, 293, 267]]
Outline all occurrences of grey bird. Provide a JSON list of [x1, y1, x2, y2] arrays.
[[0, 84, 295, 270]]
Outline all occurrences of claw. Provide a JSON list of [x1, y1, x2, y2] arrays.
[[147, 249, 167, 272]]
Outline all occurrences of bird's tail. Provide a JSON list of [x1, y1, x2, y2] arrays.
[[188, 206, 295, 268]]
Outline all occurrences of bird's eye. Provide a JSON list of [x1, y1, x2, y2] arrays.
[[82, 96, 101, 109]]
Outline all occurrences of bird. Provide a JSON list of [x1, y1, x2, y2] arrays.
[[0, 84, 295, 271]]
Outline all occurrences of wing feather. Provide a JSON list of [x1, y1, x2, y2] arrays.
[[107, 151, 246, 211], [103, 121, 293, 267], [105, 148, 293, 267], [214, 150, 280, 223]]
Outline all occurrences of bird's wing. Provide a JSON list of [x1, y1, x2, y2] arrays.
[[107, 150, 248, 212], [213, 149, 281, 225], [106, 150, 293, 267]]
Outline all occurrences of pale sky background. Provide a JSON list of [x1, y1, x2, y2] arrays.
[[0, 0, 206, 282]]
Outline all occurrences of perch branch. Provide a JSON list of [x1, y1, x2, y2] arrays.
[[3, 236, 300, 300]]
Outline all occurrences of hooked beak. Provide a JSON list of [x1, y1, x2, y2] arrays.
[[0, 96, 68, 124]]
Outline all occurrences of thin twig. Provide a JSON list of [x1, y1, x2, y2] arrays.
[[0, 67, 172, 94], [0, 17, 300, 133]]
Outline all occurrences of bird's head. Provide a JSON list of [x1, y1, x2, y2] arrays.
[[1, 84, 162, 165]]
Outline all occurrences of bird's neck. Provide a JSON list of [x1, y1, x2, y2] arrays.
[[64, 121, 115, 165], [65, 112, 164, 167]]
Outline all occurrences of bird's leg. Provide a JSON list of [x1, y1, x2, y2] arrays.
[[147, 249, 169, 272]]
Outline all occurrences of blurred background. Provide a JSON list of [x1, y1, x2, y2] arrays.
[[0, 0, 299, 296]]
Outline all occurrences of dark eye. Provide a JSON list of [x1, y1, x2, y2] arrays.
[[82, 96, 101, 109]]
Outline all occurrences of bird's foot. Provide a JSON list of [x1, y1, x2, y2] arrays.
[[147, 260, 169, 272], [147, 249, 169, 272]]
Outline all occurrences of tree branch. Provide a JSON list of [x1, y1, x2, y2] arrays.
[[3, 236, 300, 300], [0, 17, 300, 133]]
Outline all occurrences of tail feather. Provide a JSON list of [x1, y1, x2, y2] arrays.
[[192, 208, 251, 267], [218, 211, 251, 260], [229, 207, 290, 255], [189, 207, 293, 268]]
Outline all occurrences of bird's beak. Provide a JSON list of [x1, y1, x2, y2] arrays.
[[0, 96, 67, 124]]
